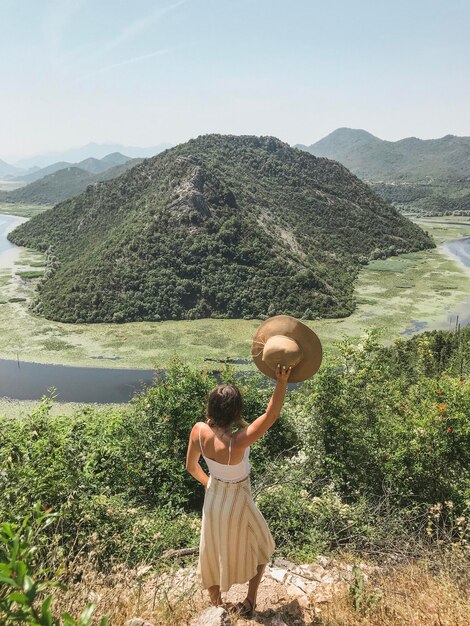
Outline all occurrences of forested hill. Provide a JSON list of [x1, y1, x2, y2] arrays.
[[297, 128, 470, 182], [0, 158, 142, 206], [8, 134, 434, 323]]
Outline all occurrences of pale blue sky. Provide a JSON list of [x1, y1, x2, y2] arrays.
[[1, 0, 469, 161]]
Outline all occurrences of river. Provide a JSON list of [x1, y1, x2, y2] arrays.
[[0, 214, 469, 403]]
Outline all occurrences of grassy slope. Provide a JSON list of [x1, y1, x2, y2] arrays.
[[0, 216, 468, 371], [0, 202, 52, 218]]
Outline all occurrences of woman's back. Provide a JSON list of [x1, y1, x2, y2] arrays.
[[198, 423, 250, 483]]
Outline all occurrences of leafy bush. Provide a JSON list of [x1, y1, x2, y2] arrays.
[[0, 504, 107, 625], [0, 327, 469, 569]]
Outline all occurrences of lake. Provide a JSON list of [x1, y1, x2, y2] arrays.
[[0, 214, 469, 402]]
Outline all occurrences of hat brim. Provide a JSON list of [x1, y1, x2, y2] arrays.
[[251, 315, 322, 383]]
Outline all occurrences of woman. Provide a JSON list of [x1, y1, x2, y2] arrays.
[[186, 364, 292, 617]]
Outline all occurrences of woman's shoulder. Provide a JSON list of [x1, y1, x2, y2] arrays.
[[232, 425, 249, 449], [191, 421, 207, 437]]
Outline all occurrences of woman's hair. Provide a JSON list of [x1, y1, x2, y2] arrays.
[[206, 384, 243, 428]]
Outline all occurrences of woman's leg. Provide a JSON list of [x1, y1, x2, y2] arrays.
[[208, 584, 222, 606], [246, 563, 265, 607]]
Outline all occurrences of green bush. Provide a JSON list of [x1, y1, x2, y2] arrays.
[[0, 327, 469, 569], [0, 505, 107, 625]]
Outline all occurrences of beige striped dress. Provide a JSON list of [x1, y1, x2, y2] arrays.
[[197, 428, 275, 591]]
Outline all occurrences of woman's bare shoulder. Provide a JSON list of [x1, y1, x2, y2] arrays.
[[190, 421, 206, 437], [232, 425, 249, 448]]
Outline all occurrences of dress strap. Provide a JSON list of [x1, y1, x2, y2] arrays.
[[227, 436, 232, 465], [198, 423, 204, 456]]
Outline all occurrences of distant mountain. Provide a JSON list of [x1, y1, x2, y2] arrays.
[[100, 152, 131, 168], [17, 161, 73, 184], [297, 128, 470, 182], [15, 153, 132, 184], [2, 159, 142, 206], [0, 158, 24, 179], [14, 142, 171, 170], [8, 134, 433, 324]]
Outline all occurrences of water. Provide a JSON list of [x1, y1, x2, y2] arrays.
[[444, 236, 470, 269], [0, 358, 156, 403], [1, 217, 470, 403], [0, 214, 28, 265]]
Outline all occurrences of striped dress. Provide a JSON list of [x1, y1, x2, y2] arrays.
[[197, 428, 275, 591]]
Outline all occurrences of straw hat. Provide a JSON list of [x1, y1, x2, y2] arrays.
[[251, 315, 322, 383]]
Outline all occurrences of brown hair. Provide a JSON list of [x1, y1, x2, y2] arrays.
[[206, 384, 243, 428]]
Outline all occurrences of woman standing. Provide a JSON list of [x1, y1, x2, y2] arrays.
[[185, 365, 291, 617], [186, 315, 322, 617]]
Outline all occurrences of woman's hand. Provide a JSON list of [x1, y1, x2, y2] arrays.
[[275, 364, 292, 384]]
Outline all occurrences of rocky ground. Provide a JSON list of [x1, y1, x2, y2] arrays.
[[122, 556, 382, 626]]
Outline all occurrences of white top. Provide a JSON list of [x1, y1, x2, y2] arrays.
[[198, 424, 251, 483]]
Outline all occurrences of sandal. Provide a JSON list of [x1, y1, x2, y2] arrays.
[[231, 598, 255, 618]]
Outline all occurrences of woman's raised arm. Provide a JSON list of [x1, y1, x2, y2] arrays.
[[235, 365, 291, 448]]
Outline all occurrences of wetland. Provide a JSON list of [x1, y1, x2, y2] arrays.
[[0, 212, 470, 402]]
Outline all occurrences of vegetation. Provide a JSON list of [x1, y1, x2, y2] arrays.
[[299, 127, 470, 182], [0, 159, 142, 207], [0, 325, 469, 623], [0, 506, 107, 626], [1, 326, 468, 563], [298, 128, 470, 215], [8, 135, 433, 323], [0, 202, 51, 218], [0, 216, 467, 370], [372, 181, 470, 216]]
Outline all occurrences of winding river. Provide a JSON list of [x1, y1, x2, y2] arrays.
[[0, 214, 469, 403]]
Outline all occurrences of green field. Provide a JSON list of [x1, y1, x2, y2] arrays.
[[0, 215, 469, 371], [0, 202, 52, 218]]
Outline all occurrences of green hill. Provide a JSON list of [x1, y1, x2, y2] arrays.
[[15, 152, 132, 184], [297, 128, 470, 214], [298, 128, 470, 182], [8, 134, 434, 323], [1, 159, 142, 206]]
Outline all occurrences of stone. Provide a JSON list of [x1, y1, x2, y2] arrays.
[[285, 582, 305, 598], [313, 590, 332, 604], [190, 606, 232, 626], [268, 617, 288, 626], [321, 574, 335, 584], [268, 567, 288, 584], [273, 557, 297, 570], [301, 563, 325, 582], [297, 594, 310, 609], [125, 620, 155, 626]]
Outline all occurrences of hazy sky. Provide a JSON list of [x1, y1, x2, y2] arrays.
[[1, 0, 469, 161]]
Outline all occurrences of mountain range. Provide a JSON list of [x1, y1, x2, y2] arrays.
[[1, 158, 142, 206], [297, 128, 470, 214], [16, 152, 132, 184], [11, 142, 172, 171], [8, 134, 433, 324], [297, 128, 470, 181]]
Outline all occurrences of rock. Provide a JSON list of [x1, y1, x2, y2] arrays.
[[190, 606, 232, 626], [317, 556, 330, 568], [268, 567, 288, 584], [285, 582, 306, 599], [125, 620, 155, 626], [313, 590, 332, 604], [321, 574, 335, 584], [299, 563, 325, 582], [297, 595, 310, 609], [272, 557, 297, 570]]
